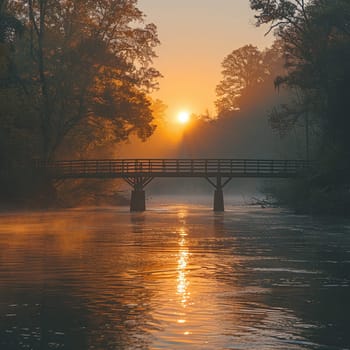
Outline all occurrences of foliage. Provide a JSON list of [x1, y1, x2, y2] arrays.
[[250, 0, 350, 156], [215, 45, 265, 113], [250, 0, 350, 214], [4, 0, 161, 160], [0, 0, 23, 44], [215, 42, 285, 115]]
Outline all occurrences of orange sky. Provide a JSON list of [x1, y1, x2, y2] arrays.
[[138, 0, 273, 122], [118, 1, 274, 157]]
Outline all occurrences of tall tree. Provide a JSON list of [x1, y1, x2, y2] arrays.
[[215, 45, 265, 114], [0, 0, 23, 82], [215, 43, 285, 115], [0, 0, 23, 44], [0, 0, 26, 166], [8, 0, 161, 160], [250, 0, 350, 157], [250, 0, 350, 213]]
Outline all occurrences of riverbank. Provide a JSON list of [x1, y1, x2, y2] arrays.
[[264, 179, 350, 217]]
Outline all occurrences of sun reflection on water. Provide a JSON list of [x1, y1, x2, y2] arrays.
[[177, 226, 190, 309], [176, 225, 191, 335]]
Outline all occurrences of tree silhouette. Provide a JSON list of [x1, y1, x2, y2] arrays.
[[250, 0, 350, 213], [251, 0, 350, 155], [0, 0, 23, 44], [215, 45, 266, 114], [8, 0, 161, 160], [215, 43, 286, 116]]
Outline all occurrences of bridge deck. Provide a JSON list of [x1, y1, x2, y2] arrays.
[[36, 159, 309, 179]]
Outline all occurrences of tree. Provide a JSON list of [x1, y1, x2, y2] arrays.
[[0, 0, 27, 166], [0, 0, 23, 84], [215, 43, 285, 115], [250, 0, 350, 214], [0, 0, 23, 44], [8, 0, 161, 160], [250, 0, 350, 157], [215, 45, 265, 114]]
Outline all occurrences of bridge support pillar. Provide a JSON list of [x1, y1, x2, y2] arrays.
[[214, 188, 224, 212], [130, 190, 146, 212], [124, 176, 153, 212], [206, 176, 232, 212]]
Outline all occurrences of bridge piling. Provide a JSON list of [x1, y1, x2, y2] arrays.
[[130, 190, 146, 212], [125, 177, 153, 212], [214, 188, 224, 212], [205, 176, 226, 212]]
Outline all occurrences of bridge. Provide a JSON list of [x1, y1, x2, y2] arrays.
[[35, 158, 310, 212]]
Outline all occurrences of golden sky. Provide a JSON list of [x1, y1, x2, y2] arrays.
[[118, 1, 274, 157], [138, 0, 273, 122]]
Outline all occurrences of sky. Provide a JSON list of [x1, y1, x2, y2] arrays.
[[137, 0, 273, 122]]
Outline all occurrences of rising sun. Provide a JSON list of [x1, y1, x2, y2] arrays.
[[177, 111, 190, 124]]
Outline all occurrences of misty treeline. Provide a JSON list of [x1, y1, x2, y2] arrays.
[[183, 0, 350, 214], [0, 0, 162, 207], [183, 42, 293, 159]]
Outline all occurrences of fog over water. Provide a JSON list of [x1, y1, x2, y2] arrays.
[[1, 202, 350, 349]]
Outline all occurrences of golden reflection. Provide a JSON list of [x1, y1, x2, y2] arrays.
[[177, 226, 190, 308], [177, 209, 187, 219]]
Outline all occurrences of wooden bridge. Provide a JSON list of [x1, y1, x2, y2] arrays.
[[36, 159, 310, 212]]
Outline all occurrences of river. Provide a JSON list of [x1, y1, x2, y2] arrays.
[[0, 200, 350, 349]]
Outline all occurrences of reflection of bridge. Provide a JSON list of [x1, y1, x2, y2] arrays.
[[36, 159, 310, 212]]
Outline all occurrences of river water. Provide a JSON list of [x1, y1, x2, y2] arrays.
[[0, 200, 350, 350]]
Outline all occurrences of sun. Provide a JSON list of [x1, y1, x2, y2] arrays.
[[177, 111, 190, 124]]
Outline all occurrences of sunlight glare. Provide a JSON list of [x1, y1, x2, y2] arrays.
[[177, 111, 190, 124]]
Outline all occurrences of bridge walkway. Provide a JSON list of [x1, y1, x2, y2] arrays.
[[35, 159, 310, 212]]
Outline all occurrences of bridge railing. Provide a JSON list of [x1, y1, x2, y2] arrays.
[[34, 159, 310, 178]]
